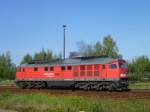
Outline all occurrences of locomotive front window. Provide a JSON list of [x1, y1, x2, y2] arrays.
[[119, 63, 128, 68], [110, 64, 117, 69]]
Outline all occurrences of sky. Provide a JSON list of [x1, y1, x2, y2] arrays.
[[0, 0, 150, 64]]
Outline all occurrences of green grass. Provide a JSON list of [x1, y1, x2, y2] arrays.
[[0, 80, 15, 86], [130, 82, 150, 89], [0, 91, 150, 112]]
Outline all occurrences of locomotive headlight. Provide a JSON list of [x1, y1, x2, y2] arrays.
[[120, 74, 127, 77]]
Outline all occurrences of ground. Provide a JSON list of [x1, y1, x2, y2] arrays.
[[0, 80, 149, 112]]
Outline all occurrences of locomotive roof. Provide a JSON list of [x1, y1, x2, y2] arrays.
[[20, 57, 122, 67]]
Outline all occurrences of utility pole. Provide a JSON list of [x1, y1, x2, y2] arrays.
[[62, 25, 66, 60]]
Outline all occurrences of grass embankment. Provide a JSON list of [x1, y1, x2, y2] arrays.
[[0, 91, 150, 112], [0, 80, 15, 86], [129, 81, 150, 89]]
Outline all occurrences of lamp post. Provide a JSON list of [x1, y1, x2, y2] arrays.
[[62, 25, 66, 60]]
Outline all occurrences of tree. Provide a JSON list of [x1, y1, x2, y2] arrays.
[[102, 35, 121, 58], [33, 49, 47, 61], [21, 49, 60, 64], [76, 40, 95, 56], [0, 52, 16, 80], [128, 56, 150, 81], [94, 42, 103, 56], [77, 35, 121, 58], [21, 54, 32, 64], [33, 49, 53, 61]]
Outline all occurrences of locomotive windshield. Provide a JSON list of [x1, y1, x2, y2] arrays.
[[119, 62, 128, 68]]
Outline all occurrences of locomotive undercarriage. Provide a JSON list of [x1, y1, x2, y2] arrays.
[[16, 78, 129, 91]]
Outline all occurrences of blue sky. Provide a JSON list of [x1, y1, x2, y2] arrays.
[[0, 0, 150, 64]]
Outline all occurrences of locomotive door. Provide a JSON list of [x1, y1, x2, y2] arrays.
[[107, 62, 118, 79]]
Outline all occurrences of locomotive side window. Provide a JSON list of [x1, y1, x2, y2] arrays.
[[22, 68, 25, 72], [67, 66, 72, 70], [102, 65, 105, 69], [80, 65, 85, 70], [50, 66, 54, 71], [87, 71, 92, 76], [80, 65, 85, 76], [94, 71, 99, 76], [61, 66, 66, 71], [44, 67, 48, 71], [73, 66, 78, 70], [110, 64, 117, 69], [73, 66, 78, 77], [34, 67, 38, 71], [87, 65, 92, 70], [80, 71, 85, 76], [94, 64, 99, 70]]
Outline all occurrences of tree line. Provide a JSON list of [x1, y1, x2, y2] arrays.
[[21, 49, 61, 64], [128, 56, 150, 81], [0, 52, 16, 80], [0, 35, 150, 81], [77, 35, 121, 58]]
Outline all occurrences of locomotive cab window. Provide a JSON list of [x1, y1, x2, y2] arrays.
[[44, 67, 48, 71], [61, 66, 66, 71], [34, 67, 38, 71], [119, 63, 128, 68], [110, 64, 117, 69]]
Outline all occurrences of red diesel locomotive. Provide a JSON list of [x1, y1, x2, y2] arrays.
[[16, 56, 129, 91]]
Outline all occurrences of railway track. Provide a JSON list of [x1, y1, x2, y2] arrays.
[[0, 85, 150, 99]]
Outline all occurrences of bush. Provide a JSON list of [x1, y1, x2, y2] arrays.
[[128, 56, 150, 81]]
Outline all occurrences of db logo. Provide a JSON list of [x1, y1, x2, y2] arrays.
[[44, 73, 55, 77]]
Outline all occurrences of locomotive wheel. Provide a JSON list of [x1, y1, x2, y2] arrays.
[[83, 85, 90, 91], [34, 82, 42, 89], [41, 81, 47, 88], [108, 83, 115, 92], [96, 85, 102, 91], [26, 82, 35, 89]]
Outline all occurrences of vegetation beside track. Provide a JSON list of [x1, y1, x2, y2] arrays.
[[129, 81, 150, 89], [0, 80, 15, 86], [0, 91, 149, 112]]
